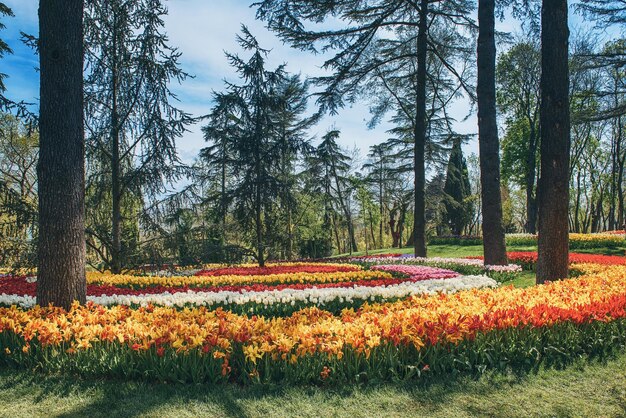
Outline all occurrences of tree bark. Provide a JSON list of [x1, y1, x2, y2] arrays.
[[110, 16, 122, 274], [477, 0, 508, 265], [536, 0, 570, 284], [413, 0, 428, 257], [37, 0, 86, 309]]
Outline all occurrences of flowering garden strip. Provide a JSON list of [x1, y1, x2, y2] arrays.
[[84, 269, 391, 289], [0, 274, 456, 298], [349, 256, 522, 282], [430, 233, 626, 249], [194, 263, 362, 277], [1, 266, 626, 384], [0, 275, 498, 316], [370, 265, 459, 280], [468, 252, 626, 270]]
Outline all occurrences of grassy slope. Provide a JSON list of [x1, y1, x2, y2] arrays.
[[0, 354, 625, 417], [1, 244, 625, 417]]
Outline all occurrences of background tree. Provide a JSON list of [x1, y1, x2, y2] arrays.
[[37, 0, 86, 308], [255, 0, 476, 257], [477, 0, 507, 264], [442, 137, 472, 235], [497, 40, 541, 233], [84, 0, 192, 273], [0, 2, 13, 102], [200, 92, 240, 248], [0, 114, 38, 267], [202, 28, 315, 266], [536, 0, 571, 283], [306, 129, 357, 254]]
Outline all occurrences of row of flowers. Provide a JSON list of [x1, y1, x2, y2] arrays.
[[467, 252, 626, 270], [1, 264, 625, 383], [84, 269, 389, 289], [348, 256, 522, 282], [193, 263, 361, 277], [137, 262, 360, 278], [429, 233, 625, 249], [0, 275, 497, 316]]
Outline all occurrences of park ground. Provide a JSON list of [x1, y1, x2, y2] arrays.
[[1, 244, 625, 417]]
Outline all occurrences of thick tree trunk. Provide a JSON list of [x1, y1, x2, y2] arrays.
[[536, 0, 570, 284], [477, 0, 507, 266], [37, 0, 86, 309], [413, 0, 428, 257]]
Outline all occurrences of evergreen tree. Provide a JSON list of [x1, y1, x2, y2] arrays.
[[272, 74, 318, 259], [255, 0, 476, 257], [84, 0, 192, 273], [200, 92, 240, 246], [0, 114, 38, 267], [442, 138, 472, 235], [37, 0, 86, 309], [203, 27, 315, 266], [306, 130, 357, 254], [0, 2, 12, 99]]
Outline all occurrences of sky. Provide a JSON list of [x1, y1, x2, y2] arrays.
[[0, 1, 593, 171]]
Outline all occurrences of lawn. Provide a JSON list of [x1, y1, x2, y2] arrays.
[[0, 353, 624, 417], [1, 244, 624, 417], [335, 244, 626, 258]]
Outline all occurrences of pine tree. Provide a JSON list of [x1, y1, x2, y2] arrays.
[[254, 0, 476, 257], [0, 2, 13, 98], [84, 0, 192, 273], [442, 138, 472, 236]]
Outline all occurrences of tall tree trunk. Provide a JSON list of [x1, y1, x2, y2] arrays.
[[379, 169, 384, 249], [37, 0, 86, 309], [617, 117, 624, 229], [413, 0, 428, 257], [477, 0, 507, 265], [536, 0, 570, 284], [286, 203, 293, 260], [110, 23, 122, 274]]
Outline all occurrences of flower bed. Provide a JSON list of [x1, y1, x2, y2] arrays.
[[1, 275, 497, 315], [430, 233, 626, 249], [194, 263, 361, 277], [84, 269, 388, 289], [0, 265, 625, 384], [0, 262, 496, 315], [349, 256, 522, 282], [468, 252, 626, 270], [370, 265, 459, 280]]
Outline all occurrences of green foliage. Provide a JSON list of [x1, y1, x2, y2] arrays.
[[0, 318, 624, 386], [442, 138, 472, 236], [0, 114, 37, 268], [84, 0, 192, 272], [200, 28, 316, 265]]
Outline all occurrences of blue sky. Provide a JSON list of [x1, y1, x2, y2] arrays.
[[0, 1, 600, 169]]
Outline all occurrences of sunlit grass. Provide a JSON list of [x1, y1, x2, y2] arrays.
[[0, 352, 624, 417]]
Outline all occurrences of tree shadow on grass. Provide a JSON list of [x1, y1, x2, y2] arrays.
[[0, 353, 624, 418]]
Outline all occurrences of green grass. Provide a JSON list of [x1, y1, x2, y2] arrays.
[[335, 244, 625, 258], [1, 244, 624, 416], [0, 352, 625, 417]]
